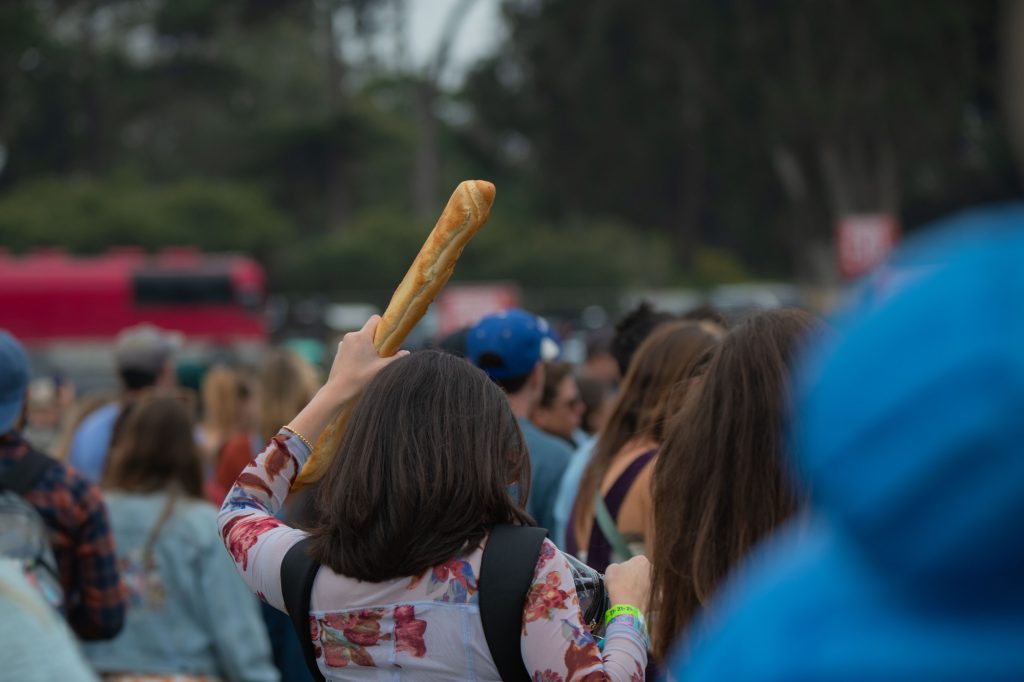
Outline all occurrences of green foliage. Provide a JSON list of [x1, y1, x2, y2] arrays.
[[687, 247, 754, 288], [281, 208, 680, 295], [466, 0, 1015, 277], [0, 177, 289, 258], [460, 217, 677, 289], [0, 0, 1015, 297], [283, 208, 426, 293]]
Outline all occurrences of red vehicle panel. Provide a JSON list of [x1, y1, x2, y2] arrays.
[[0, 249, 267, 344]]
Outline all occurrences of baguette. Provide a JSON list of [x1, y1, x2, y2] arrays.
[[292, 180, 496, 489], [373, 180, 496, 356]]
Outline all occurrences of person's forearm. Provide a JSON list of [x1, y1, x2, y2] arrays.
[[219, 430, 310, 519], [285, 386, 350, 447], [217, 429, 311, 612]]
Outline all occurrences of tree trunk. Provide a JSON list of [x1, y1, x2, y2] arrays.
[[412, 80, 439, 220], [410, 0, 474, 220], [770, 144, 831, 282], [79, 0, 104, 175], [672, 57, 705, 269], [321, 0, 350, 233]]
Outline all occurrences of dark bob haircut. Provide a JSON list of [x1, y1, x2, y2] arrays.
[[310, 350, 533, 581]]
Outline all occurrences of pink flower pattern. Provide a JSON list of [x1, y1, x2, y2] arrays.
[[309, 616, 323, 660], [394, 605, 427, 658], [427, 557, 478, 603], [312, 605, 428, 668], [236, 472, 274, 508], [523, 571, 570, 629], [319, 609, 386, 668], [263, 441, 291, 480], [221, 514, 281, 571], [533, 671, 564, 682], [537, 540, 556, 569]]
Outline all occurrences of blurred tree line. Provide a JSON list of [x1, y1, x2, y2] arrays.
[[0, 0, 1017, 296]]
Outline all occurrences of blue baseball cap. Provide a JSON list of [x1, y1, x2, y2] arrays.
[[0, 331, 30, 434], [467, 309, 560, 381]]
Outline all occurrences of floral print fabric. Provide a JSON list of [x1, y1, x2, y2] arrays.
[[309, 605, 429, 669], [218, 431, 647, 680]]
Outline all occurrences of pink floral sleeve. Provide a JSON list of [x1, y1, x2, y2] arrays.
[[521, 540, 647, 681], [217, 431, 311, 611]]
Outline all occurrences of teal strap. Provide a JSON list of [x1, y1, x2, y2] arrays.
[[593, 491, 634, 562]]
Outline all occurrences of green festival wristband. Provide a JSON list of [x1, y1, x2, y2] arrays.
[[604, 604, 644, 626]]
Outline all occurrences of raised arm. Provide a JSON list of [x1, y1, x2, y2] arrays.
[[217, 316, 408, 611]]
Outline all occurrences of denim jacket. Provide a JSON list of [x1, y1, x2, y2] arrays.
[[84, 492, 278, 682]]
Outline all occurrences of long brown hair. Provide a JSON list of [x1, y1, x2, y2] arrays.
[[649, 308, 820, 659], [103, 392, 204, 498], [572, 321, 722, 543], [310, 350, 533, 581], [103, 393, 205, 573]]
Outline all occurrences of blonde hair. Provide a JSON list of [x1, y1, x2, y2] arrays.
[[258, 350, 319, 443], [200, 365, 244, 451]]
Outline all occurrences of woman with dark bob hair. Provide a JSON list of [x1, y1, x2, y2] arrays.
[[219, 317, 651, 680]]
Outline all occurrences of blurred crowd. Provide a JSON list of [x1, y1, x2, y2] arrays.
[[3, 203, 1024, 679]]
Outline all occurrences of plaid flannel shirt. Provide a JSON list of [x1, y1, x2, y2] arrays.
[[0, 431, 127, 640]]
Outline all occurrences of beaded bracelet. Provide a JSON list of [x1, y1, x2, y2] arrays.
[[281, 425, 313, 450]]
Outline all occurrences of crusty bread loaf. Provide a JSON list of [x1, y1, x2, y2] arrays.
[[292, 180, 496, 489], [373, 180, 496, 356]]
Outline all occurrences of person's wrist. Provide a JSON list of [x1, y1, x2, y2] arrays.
[[281, 425, 314, 451], [605, 603, 645, 625], [604, 604, 649, 647], [606, 590, 644, 608], [320, 380, 357, 408]]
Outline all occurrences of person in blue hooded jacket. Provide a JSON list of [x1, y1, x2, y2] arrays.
[[670, 203, 1024, 680]]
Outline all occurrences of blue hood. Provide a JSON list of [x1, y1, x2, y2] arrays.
[[796, 204, 1024, 608], [675, 204, 1024, 680]]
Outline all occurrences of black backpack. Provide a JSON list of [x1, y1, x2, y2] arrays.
[[281, 524, 548, 682]]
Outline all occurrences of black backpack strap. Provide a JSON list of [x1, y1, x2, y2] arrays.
[[281, 536, 326, 682], [0, 449, 53, 494], [479, 524, 549, 681]]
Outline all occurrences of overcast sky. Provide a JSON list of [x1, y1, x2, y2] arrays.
[[408, 0, 502, 80], [343, 0, 504, 88]]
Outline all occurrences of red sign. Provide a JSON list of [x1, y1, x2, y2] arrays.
[[837, 214, 899, 279], [436, 283, 521, 336]]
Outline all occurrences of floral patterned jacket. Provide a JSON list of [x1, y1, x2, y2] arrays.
[[217, 430, 647, 681]]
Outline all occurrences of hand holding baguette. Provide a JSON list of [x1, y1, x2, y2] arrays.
[[291, 180, 496, 489]]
